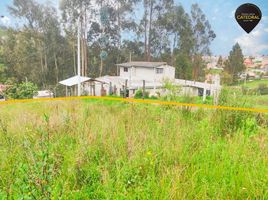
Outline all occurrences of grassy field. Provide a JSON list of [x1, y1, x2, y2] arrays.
[[246, 95, 268, 109], [239, 79, 268, 88], [231, 79, 268, 109], [0, 99, 267, 199]]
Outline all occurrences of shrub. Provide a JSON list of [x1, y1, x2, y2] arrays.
[[212, 87, 258, 136], [149, 95, 158, 100], [162, 79, 182, 101], [241, 86, 258, 95], [258, 84, 268, 95], [4, 81, 38, 99], [134, 89, 149, 99]]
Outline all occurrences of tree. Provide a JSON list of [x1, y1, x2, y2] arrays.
[[224, 43, 245, 84], [162, 4, 194, 79], [2, 0, 217, 95], [161, 5, 194, 64], [191, 4, 216, 55], [138, 0, 174, 61], [217, 56, 223, 67], [60, 0, 94, 77], [163, 3, 215, 80], [5, 0, 74, 91], [0, 29, 8, 83], [174, 53, 192, 80], [191, 3, 216, 80], [3, 81, 38, 99]]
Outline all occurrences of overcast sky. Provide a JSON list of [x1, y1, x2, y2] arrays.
[[1, 0, 268, 56]]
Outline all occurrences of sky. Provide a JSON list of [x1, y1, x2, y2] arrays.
[[0, 0, 268, 56]]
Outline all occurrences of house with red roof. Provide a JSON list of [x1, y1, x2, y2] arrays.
[[244, 58, 253, 67]]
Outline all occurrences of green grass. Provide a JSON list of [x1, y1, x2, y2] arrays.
[[239, 79, 268, 88], [231, 79, 268, 109], [0, 100, 267, 199], [246, 95, 268, 109]]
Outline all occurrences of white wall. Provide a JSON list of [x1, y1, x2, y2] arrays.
[[119, 65, 175, 81]]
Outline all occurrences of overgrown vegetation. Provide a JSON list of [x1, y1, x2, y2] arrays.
[[3, 81, 38, 99], [134, 89, 149, 99], [0, 99, 267, 199]]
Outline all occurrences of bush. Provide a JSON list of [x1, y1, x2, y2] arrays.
[[4, 81, 38, 99], [134, 89, 149, 99], [162, 79, 182, 101], [212, 87, 258, 136], [258, 84, 268, 95], [241, 86, 258, 95]]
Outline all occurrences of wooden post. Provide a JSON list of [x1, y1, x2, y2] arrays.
[[109, 82, 113, 95], [117, 65, 119, 76], [89, 82, 92, 96], [124, 79, 128, 98], [214, 88, 220, 105], [65, 86, 68, 97], [101, 83, 104, 96], [142, 80, 145, 100], [93, 83, 96, 96], [203, 87, 207, 103], [113, 85, 117, 96], [122, 86, 124, 98]]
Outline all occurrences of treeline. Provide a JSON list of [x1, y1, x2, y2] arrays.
[[0, 0, 216, 92]]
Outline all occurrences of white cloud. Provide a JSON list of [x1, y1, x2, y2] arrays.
[[0, 16, 10, 26], [234, 21, 268, 55]]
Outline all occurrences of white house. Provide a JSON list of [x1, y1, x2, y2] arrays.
[[84, 61, 221, 99], [117, 61, 175, 82]]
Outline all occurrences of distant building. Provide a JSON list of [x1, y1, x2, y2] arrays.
[[261, 57, 268, 70], [244, 58, 253, 67], [262, 65, 268, 73]]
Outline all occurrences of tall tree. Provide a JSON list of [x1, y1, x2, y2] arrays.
[[161, 4, 194, 78], [217, 55, 224, 67], [191, 3, 216, 81], [6, 0, 73, 89], [60, 0, 93, 77], [224, 43, 245, 84]]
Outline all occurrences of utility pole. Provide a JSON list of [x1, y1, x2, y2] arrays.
[[77, 15, 81, 96]]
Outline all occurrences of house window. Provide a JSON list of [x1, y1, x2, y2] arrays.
[[156, 68, 163, 74], [124, 67, 128, 72]]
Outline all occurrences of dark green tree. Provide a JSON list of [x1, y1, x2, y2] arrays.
[[224, 43, 245, 84], [217, 55, 224, 67], [191, 3, 216, 81], [3, 81, 38, 99], [174, 53, 192, 80]]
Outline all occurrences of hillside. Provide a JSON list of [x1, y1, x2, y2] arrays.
[[0, 100, 267, 199]]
